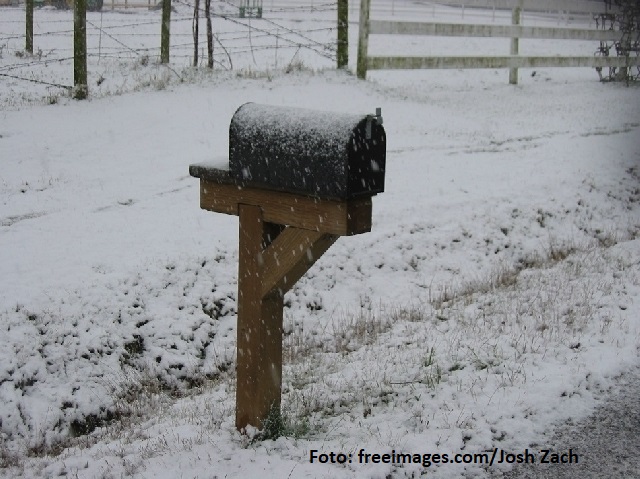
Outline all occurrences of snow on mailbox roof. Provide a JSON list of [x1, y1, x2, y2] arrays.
[[230, 102, 365, 146]]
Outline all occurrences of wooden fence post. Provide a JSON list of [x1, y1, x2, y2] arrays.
[[26, 0, 33, 54], [337, 0, 349, 69], [357, 0, 371, 79], [73, 0, 88, 99], [192, 0, 199, 67], [161, 0, 171, 64], [205, 0, 213, 69], [509, 4, 522, 84]]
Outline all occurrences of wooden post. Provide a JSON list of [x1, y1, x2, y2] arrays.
[[509, 5, 521, 85], [205, 0, 213, 69], [357, 0, 371, 79], [161, 0, 171, 64], [193, 0, 199, 67], [73, 0, 88, 100], [26, 0, 33, 54], [192, 170, 373, 431], [337, 0, 349, 69], [234, 204, 340, 429], [236, 205, 284, 429]]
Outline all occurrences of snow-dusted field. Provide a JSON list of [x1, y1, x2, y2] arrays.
[[1, 1, 639, 478]]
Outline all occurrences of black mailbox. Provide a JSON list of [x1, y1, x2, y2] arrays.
[[228, 103, 386, 200]]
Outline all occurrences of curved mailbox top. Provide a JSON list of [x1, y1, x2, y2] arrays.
[[228, 103, 385, 200]]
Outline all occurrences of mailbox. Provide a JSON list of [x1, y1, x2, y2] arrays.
[[228, 103, 386, 200], [190, 103, 387, 431]]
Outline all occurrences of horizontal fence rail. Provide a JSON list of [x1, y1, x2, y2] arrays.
[[106, 1, 160, 9], [431, 0, 620, 14], [368, 55, 637, 70], [357, 0, 638, 83], [369, 20, 623, 42]]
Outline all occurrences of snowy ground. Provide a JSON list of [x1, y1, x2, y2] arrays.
[[1, 1, 640, 478]]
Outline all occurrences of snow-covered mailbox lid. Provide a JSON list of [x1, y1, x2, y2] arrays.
[[227, 103, 385, 199]]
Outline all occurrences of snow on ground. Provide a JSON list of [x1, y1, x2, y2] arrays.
[[1, 1, 640, 478]]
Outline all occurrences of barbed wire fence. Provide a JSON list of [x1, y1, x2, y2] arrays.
[[0, 0, 344, 102]]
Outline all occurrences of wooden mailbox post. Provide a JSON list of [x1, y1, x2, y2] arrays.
[[190, 103, 385, 430]]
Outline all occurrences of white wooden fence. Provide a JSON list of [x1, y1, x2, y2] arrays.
[[356, 0, 639, 83]]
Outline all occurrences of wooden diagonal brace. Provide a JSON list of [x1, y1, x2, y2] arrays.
[[260, 228, 338, 299]]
